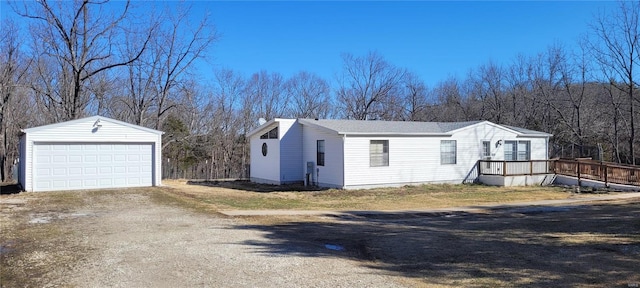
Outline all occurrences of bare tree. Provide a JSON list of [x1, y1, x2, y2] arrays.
[[336, 51, 406, 120], [531, 45, 566, 135], [13, 0, 154, 121], [149, 4, 217, 130], [469, 61, 507, 123], [285, 71, 332, 119], [398, 72, 431, 121], [558, 44, 596, 155], [117, 20, 162, 126], [588, 0, 640, 163], [0, 20, 32, 181], [430, 76, 475, 121], [245, 70, 288, 121], [209, 69, 247, 178], [505, 54, 533, 127]]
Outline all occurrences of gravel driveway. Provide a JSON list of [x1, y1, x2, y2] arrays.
[[63, 192, 407, 287]]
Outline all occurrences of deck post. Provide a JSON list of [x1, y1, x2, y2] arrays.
[[477, 160, 481, 178], [530, 161, 533, 175], [503, 161, 506, 176], [603, 163, 608, 187], [576, 160, 581, 190]]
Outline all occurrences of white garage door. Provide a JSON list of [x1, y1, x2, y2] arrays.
[[33, 143, 153, 192]]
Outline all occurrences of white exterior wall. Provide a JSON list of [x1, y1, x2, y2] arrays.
[[343, 136, 444, 188], [479, 174, 553, 186], [19, 116, 163, 192], [278, 119, 303, 183], [250, 137, 280, 184], [301, 124, 344, 188], [249, 119, 305, 185], [527, 136, 548, 160], [342, 122, 550, 189], [18, 135, 26, 188]]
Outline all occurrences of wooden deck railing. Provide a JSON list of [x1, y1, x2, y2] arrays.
[[479, 158, 640, 187], [478, 160, 555, 176], [553, 158, 640, 187]]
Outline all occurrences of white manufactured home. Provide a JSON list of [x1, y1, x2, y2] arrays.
[[247, 118, 552, 189], [18, 116, 164, 192]]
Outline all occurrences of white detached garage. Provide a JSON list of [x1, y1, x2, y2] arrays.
[[18, 116, 164, 192]]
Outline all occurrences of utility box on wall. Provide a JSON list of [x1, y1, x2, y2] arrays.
[[306, 161, 315, 186]]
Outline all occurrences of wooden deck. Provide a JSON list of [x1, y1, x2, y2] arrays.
[[478, 160, 554, 176], [478, 159, 640, 187]]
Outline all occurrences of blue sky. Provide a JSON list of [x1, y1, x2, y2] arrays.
[[201, 1, 617, 87], [1, 1, 618, 88]]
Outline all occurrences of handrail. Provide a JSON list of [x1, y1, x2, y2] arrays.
[[478, 160, 554, 176], [479, 159, 640, 187]]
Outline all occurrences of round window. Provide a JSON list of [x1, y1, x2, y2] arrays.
[[261, 143, 268, 156]]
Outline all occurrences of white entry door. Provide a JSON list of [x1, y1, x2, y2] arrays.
[[33, 143, 153, 192]]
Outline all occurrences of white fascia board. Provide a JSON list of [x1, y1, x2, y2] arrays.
[[22, 115, 164, 135], [246, 118, 279, 138], [338, 132, 453, 137], [298, 120, 342, 135], [448, 120, 552, 137]]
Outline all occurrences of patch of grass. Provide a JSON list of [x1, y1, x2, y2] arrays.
[[0, 191, 90, 287], [166, 181, 579, 211], [147, 187, 229, 216]]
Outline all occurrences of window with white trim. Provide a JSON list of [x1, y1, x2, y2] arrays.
[[441, 140, 457, 164], [259, 127, 278, 139], [370, 140, 389, 167], [317, 140, 325, 166], [504, 140, 530, 161], [482, 141, 491, 158]]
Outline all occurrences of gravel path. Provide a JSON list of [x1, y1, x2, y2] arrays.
[[66, 193, 407, 287]]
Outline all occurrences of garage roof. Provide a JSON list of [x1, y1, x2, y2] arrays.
[[21, 115, 164, 135]]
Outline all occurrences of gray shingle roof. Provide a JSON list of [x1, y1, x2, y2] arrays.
[[298, 119, 484, 135], [298, 119, 552, 136], [503, 125, 552, 136]]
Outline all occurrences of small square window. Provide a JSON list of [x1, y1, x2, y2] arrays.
[[370, 140, 389, 167]]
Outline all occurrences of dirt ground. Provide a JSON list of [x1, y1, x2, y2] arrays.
[[0, 187, 409, 287], [1, 185, 639, 287]]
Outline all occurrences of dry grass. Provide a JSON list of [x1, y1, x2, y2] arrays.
[[164, 180, 586, 211], [0, 190, 88, 287], [2, 183, 639, 287], [0, 187, 161, 287]]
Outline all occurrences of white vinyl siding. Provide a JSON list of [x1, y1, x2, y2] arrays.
[[301, 125, 344, 188], [250, 119, 303, 184], [19, 116, 163, 192], [440, 140, 457, 164], [370, 140, 389, 167], [278, 120, 302, 183], [342, 123, 548, 189], [250, 119, 550, 190]]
